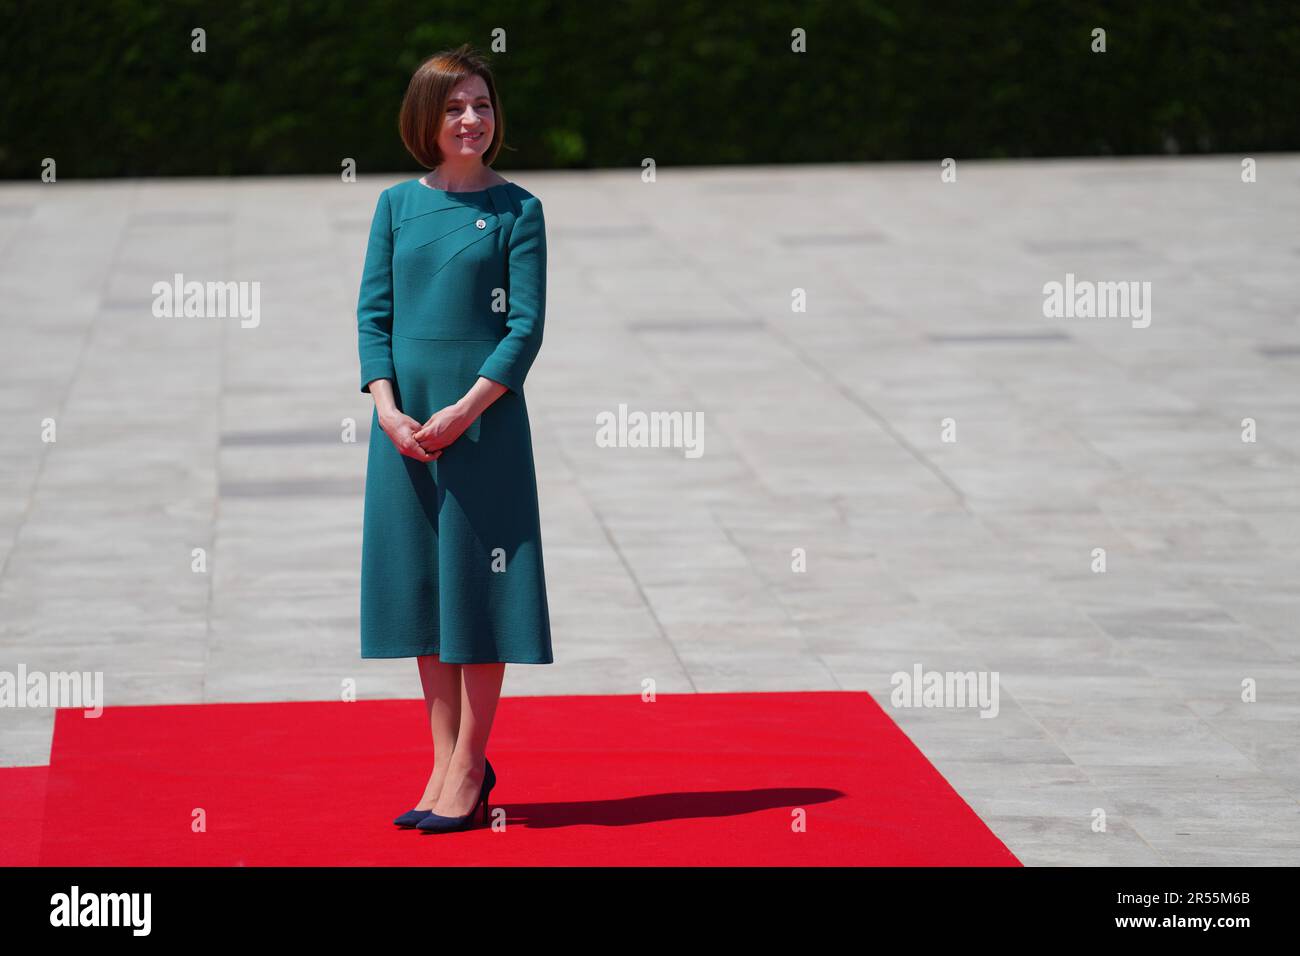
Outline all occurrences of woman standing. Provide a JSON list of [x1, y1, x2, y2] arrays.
[[356, 44, 553, 834]]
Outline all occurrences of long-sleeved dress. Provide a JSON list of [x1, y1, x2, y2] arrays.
[[356, 178, 553, 664]]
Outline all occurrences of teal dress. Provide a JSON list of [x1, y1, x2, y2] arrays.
[[356, 178, 553, 664]]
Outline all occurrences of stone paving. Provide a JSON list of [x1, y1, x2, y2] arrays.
[[1, 156, 1298, 864]]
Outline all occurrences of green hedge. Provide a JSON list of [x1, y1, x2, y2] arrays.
[[2, 0, 1296, 178]]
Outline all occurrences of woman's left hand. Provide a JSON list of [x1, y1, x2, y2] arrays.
[[411, 404, 471, 454]]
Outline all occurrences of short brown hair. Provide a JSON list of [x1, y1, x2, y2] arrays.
[[398, 44, 505, 170]]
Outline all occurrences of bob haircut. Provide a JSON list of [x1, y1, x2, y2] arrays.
[[399, 44, 505, 170]]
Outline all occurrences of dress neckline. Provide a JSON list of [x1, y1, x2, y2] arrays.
[[413, 175, 507, 195]]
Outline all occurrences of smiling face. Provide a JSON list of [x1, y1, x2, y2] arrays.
[[437, 74, 495, 164]]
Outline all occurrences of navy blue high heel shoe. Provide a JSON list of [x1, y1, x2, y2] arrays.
[[393, 807, 434, 828], [417, 757, 496, 833], [395, 758, 493, 828]]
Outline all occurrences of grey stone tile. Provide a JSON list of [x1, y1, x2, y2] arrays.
[[976, 815, 1166, 866]]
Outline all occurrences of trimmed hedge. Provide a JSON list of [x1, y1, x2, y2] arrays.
[[2, 0, 1297, 178]]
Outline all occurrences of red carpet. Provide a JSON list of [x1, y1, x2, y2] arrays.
[[5, 691, 1018, 866], [0, 765, 48, 866]]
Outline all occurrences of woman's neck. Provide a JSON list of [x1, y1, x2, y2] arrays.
[[425, 162, 495, 191]]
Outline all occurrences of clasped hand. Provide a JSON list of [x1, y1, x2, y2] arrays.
[[378, 404, 470, 463]]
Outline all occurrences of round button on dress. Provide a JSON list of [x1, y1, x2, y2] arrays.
[[355, 179, 553, 664]]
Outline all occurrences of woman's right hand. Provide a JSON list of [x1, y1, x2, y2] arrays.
[[378, 409, 441, 462]]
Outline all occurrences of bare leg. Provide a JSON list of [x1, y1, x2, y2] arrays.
[[414, 653, 462, 810], [431, 662, 505, 817]]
